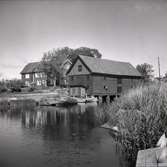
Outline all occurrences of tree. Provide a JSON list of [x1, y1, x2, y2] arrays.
[[73, 47, 102, 58], [42, 46, 102, 64], [136, 63, 154, 82], [42, 55, 61, 87], [41, 46, 102, 85], [163, 72, 167, 82]]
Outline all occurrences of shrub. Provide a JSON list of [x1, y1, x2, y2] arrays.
[[0, 86, 8, 93], [108, 83, 167, 163], [0, 79, 24, 93], [28, 87, 35, 92]]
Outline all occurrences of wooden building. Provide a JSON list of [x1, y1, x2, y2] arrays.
[[60, 59, 72, 86], [66, 55, 143, 100], [20, 62, 48, 87], [21, 59, 72, 88]]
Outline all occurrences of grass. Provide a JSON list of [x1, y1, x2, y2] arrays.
[[107, 82, 167, 163]]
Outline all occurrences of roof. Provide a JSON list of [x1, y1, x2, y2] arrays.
[[60, 58, 72, 68], [67, 55, 142, 77], [20, 62, 44, 74]]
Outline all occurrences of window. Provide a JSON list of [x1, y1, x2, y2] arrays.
[[35, 73, 38, 78], [117, 86, 122, 94], [35, 73, 43, 78], [71, 76, 74, 81], [25, 74, 30, 79], [104, 85, 108, 90], [37, 80, 41, 86], [42, 80, 46, 86], [78, 65, 82, 72], [87, 75, 89, 80], [117, 78, 122, 84]]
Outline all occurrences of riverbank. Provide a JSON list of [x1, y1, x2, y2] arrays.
[[104, 82, 167, 165], [0, 88, 98, 106], [0, 88, 68, 102]]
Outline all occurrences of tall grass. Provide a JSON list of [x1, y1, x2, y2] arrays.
[[108, 83, 167, 163]]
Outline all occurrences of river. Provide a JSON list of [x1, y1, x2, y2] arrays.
[[0, 100, 128, 167]]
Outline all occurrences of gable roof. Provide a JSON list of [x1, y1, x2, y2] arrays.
[[67, 55, 142, 77], [20, 62, 44, 74], [60, 58, 72, 68]]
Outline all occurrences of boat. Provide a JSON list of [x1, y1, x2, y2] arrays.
[[39, 96, 77, 106], [85, 96, 98, 103], [72, 97, 86, 103], [56, 97, 78, 106], [72, 96, 98, 103]]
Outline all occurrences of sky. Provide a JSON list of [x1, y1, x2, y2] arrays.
[[0, 0, 167, 79]]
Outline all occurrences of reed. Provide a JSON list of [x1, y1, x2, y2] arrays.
[[108, 83, 167, 162]]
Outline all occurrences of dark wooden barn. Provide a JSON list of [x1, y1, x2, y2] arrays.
[[66, 55, 143, 100]]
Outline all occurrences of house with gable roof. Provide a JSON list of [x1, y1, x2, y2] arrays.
[[20, 57, 72, 88], [20, 62, 48, 87], [66, 55, 143, 99]]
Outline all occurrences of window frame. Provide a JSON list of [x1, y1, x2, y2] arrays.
[[117, 86, 122, 94], [117, 78, 122, 84], [78, 65, 82, 72], [25, 74, 30, 79], [71, 76, 74, 81]]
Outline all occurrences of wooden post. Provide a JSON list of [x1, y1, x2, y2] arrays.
[[99, 96, 102, 103], [106, 95, 110, 104]]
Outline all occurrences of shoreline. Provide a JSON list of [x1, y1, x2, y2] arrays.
[[0, 92, 60, 102]]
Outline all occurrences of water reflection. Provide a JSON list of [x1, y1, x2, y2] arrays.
[[21, 104, 99, 140], [0, 100, 128, 167]]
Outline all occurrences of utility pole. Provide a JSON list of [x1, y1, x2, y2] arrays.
[[158, 56, 161, 81]]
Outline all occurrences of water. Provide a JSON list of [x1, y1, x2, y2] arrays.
[[0, 101, 127, 167]]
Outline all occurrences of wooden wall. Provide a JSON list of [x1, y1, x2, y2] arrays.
[[92, 75, 142, 96], [21, 72, 47, 87], [69, 74, 142, 96], [92, 75, 117, 95], [68, 75, 93, 95], [68, 59, 90, 76]]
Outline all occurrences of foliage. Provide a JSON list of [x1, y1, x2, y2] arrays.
[[41, 46, 102, 83], [0, 79, 24, 93], [136, 63, 154, 82], [108, 83, 167, 163], [42, 56, 60, 86], [42, 46, 102, 63], [73, 47, 102, 59], [94, 103, 111, 124], [165, 72, 167, 78], [163, 72, 167, 82]]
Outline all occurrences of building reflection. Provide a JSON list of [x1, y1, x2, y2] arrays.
[[21, 103, 99, 140]]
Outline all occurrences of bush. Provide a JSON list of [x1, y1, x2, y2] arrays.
[[28, 87, 35, 92], [108, 83, 167, 163], [0, 79, 24, 93], [0, 86, 8, 93], [11, 87, 21, 92]]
